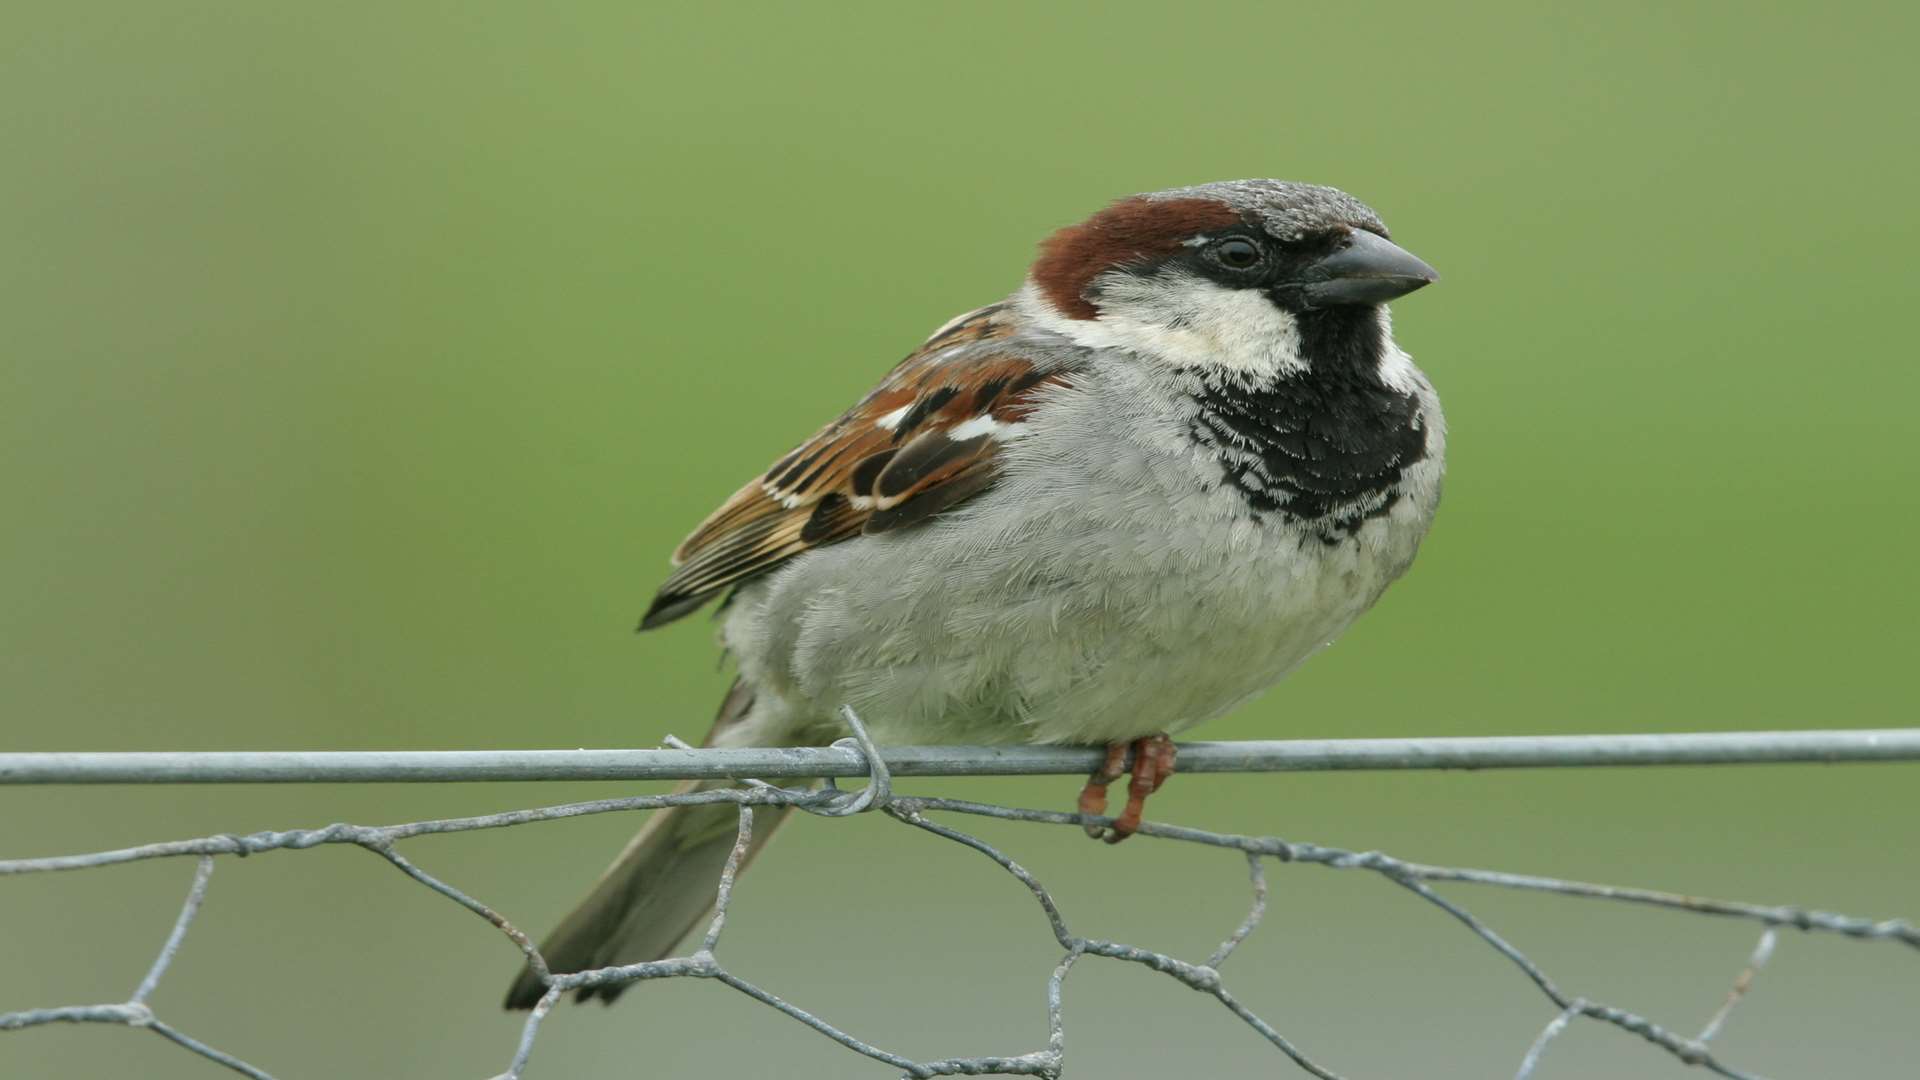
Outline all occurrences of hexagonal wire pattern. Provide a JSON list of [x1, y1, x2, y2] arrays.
[[3, 716, 1916, 1079]]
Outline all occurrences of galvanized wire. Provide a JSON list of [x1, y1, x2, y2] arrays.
[[2, 717, 1915, 1078], [4, 727, 1917, 784]]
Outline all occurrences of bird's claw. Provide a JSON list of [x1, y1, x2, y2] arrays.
[[1077, 734, 1177, 842]]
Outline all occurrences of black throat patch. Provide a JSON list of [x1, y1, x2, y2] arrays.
[[1187, 308, 1429, 534]]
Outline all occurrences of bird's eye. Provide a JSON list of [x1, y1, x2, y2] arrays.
[[1210, 237, 1262, 270]]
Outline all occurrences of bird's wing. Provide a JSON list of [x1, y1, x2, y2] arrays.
[[640, 303, 1075, 629]]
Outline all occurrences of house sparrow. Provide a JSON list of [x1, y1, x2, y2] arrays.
[[505, 179, 1443, 1008]]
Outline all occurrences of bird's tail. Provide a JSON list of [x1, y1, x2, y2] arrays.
[[504, 681, 794, 1009]]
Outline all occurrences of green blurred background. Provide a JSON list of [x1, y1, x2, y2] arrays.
[[3, 2, 1915, 1077]]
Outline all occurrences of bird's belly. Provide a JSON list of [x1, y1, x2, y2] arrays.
[[721, 474, 1434, 747]]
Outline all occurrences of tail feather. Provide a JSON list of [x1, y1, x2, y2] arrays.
[[505, 677, 797, 1010], [504, 783, 795, 1008]]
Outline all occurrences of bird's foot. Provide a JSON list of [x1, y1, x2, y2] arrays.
[[1076, 742, 1129, 839], [1076, 734, 1177, 843]]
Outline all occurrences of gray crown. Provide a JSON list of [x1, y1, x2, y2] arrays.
[[1144, 179, 1388, 241]]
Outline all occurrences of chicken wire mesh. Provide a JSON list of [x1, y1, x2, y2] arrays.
[[3, 717, 1917, 1080]]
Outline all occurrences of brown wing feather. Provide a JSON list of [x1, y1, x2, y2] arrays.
[[639, 305, 1071, 629]]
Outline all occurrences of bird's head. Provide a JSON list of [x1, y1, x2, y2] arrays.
[[1026, 179, 1436, 376]]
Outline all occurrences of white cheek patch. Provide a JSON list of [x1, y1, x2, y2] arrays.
[[1371, 308, 1430, 396], [1017, 277, 1308, 378]]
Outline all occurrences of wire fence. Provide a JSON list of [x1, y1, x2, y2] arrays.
[[3, 719, 1917, 1079]]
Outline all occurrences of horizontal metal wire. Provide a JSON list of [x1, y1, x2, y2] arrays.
[[2, 728, 1917, 784]]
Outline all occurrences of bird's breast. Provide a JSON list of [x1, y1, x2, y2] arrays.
[[722, 365, 1442, 747]]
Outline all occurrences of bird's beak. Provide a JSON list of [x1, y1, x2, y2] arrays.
[[1289, 230, 1439, 309]]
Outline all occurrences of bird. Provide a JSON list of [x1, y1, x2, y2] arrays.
[[505, 178, 1444, 1008]]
